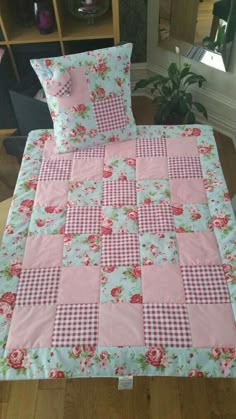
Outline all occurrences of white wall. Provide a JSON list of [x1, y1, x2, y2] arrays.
[[145, 0, 236, 140]]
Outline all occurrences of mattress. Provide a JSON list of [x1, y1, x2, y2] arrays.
[[0, 125, 236, 380]]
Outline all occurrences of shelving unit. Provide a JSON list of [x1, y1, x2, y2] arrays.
[[0, 0, 120, 80]]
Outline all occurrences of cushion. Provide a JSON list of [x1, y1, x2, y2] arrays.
[[31, 43, 137, 153]]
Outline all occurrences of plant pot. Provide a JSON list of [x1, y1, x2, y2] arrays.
[[154, 113, 185, 125]]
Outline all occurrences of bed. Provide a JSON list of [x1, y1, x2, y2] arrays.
[[0, 124, 235, 380]]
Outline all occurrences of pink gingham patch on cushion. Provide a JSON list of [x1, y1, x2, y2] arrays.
[[51, 304, 99, 346], [46, 67, 72, 97], [93, 96, 127, 133], [181, 265, 229, 304], [143, 303, 192, 347]]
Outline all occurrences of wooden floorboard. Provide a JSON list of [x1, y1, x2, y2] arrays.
[[0, 97, 236, 417]]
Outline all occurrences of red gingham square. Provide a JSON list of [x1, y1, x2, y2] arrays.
[[39, 160, 72, 181], [56, 79, 72, 97], [168, 157, 203, 179], [93, 96, 127, 132], [16, 267, 61, 306], [143, 303, 192, 347], [181, 265, 230, 304], [136, 137, 167, 157], [65, 206, 101, 234], [138, 203, 175, 233], [101, 234, 140, 266], [74, 145, 105, 159], [102, 180, 136, 206], [51, 304, 99, 346]]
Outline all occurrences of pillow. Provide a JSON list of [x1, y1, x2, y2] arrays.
[[31, 43, 137, 153]]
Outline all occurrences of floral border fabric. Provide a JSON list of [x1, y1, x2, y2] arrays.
[[0, 125, 236, 380]]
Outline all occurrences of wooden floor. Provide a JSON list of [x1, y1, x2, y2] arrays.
[[0, 376, 236, 419], [0, 97, 236, 418], [195, 0, 214, 45]]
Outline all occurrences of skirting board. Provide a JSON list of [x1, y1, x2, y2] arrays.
[[131, 63, 236, 148]]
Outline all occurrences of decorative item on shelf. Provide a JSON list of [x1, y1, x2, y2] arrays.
[[0, 49, 4, 64], [65, 0, 110, 25], [134, 48, 208, 125], [33, 1, 54, 34], [16, 0, 34, 26]]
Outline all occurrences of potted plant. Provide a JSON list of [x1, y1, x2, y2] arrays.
[[134, 54, 208, 125]]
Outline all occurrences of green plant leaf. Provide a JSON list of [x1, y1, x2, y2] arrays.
[[193, 102, 208, 119], [184, 92, 193, 107], [180, 66, 191, 79], [167, 63, 180, 88], [184, 75, 206, 87], [179, 96, 189, 115], [185, 112, 196, 124], [161, 85, 172, 96]]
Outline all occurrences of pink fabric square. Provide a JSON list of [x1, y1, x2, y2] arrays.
[[105, 139, 136, 158], [58, 266, 100, 304], [6, 306, 56, 348], [142, 265, 185, 303], [136, 157, 168, 180], [43, 139, 74, 160], [188, 304, 236, 347], [167, 137, 198, 157], [170, 179, 207, 204], [34, 181, 69, 206], [177, 232, 222, 265], [57, 67, 90, 109], [99, 303, 144, 346], [23, 235, 64, 268], [71, 159, 103, 181]]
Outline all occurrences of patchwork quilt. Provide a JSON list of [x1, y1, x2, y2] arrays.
[[0, 125, 236, 380]]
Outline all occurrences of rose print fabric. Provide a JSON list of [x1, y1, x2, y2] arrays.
[[0, 125, 236, 380], [31, 44, 137, 153]]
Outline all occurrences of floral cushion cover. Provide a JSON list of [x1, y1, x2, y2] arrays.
[[31, 43, 137, 153], [0, 124, 236, 380]]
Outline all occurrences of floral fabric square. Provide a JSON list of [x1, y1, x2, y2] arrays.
[[101, 206, 138, 234], [172, 204, 212, 233], [68, 181, 103, 206], [103, 158, 136, 181], [137, 180, 171, 206], [100, 266, 142, 303], [140, 232, 179, 265], [63, 234, 101, 266]]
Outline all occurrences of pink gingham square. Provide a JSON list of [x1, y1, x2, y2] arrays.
[[181, 265, 229, 304], [143, 303, 192, 347], [65, 206, 101, 234], [138, 203, 175, 233], [39, 160, 72, 181], [74, 145, 105, 159], [101, 234, 140, 266], [168, 157, 203, 179], [102, 180, 136, 206], [136, 137, 167, 157], [51, 304, 99, 346], [93, 96, 127, 133], [16, 267, 61, 306]]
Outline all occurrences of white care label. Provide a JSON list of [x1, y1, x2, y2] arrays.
[[118, 376, 133, 390]]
